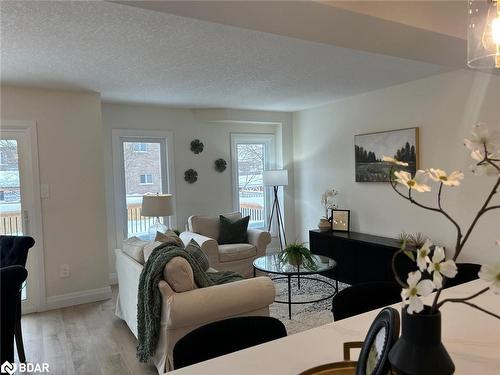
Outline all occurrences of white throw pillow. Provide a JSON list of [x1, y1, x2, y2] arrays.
[[122, 237, 148, 264], [143, 241, 163, 263]]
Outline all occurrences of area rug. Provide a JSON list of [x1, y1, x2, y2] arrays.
[[268, 274, 349, 334]]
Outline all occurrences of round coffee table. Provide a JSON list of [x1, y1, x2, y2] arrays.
[[253, 254, 338, 319]]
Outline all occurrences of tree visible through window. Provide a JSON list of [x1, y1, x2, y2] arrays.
[[236, 143, 266, 228]]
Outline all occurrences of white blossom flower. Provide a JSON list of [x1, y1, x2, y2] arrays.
[[427, 168, 464, 187], [427, 246, 458, 289], [464, 124, 500, 153], [394, 170, 431, 192], [469, 148, 499, 162], [416, 239, 432, 272], [382, 156, 409, 166], [478, 261, 500, 294], [401, 271, 435, 314]]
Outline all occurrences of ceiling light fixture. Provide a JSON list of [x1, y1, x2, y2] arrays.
[[468, 0, 500, 69]]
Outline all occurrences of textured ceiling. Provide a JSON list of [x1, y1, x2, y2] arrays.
[[1, 1, 450, 111]]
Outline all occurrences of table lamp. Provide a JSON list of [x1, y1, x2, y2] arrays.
[[263, 169, 288, 251], [141, 194, 173, 240]]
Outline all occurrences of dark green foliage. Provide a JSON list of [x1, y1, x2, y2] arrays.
[[278, 242, 318, 270], [355, 145, 378, 163], [395, 142, 417, 163]]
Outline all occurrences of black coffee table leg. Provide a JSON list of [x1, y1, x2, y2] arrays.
[[253, 266, 256, 278], [288, 274, 292, 320]]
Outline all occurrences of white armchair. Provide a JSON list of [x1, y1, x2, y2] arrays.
[[180, 212, 271, 277]]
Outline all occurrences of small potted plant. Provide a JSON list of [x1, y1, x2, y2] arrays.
[[279, 242, 318, 270]]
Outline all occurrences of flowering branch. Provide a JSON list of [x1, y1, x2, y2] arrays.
[[456, 176, 500, 260], [385, 124, 500, 317], [436, 287, 489, 308], [389, 168, 463, 246], [391, 248, 410, 288], [435, 287, 500, 319]]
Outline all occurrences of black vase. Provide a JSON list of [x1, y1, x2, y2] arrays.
[[388, 306, 455, 375]]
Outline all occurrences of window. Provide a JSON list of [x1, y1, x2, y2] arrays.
[[139, 174, 153, 184], [112, 130, 176, 242], [133, 143, 148, 152], [231, 134, 276, 229]]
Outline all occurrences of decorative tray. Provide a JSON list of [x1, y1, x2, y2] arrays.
[[298, 361, 357, 375]]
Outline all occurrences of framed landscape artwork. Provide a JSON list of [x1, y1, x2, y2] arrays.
[[355, 127, 419, 182]]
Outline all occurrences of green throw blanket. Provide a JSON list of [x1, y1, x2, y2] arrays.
[[136, 241, 244, 362]]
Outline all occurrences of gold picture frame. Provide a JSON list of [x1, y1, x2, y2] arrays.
[[355, 127, 419, 182]]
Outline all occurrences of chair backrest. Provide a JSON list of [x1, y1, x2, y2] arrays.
[[0, 235, 35, 268], [173, 316, 287, 369], [187, 212, 242, 241], [332, 281, 401, 321], [444, 263, 480, 289], [0, 265, 28, 363]]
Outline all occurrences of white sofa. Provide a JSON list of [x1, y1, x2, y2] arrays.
[[114, 241, 275, 374], [180, 212, 272, 277]]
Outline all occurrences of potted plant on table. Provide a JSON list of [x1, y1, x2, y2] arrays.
[[319, 188, 338, 231], [278, 242, 318, 270], [382, 124, 500, 375]]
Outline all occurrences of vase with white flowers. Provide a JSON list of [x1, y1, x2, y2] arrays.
[[319, 188, 339, 231], [382, 124, 500, 375]]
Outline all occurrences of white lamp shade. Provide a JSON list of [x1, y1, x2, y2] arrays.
[[141, 194, 174, 217], [263, 169, 288, 186]]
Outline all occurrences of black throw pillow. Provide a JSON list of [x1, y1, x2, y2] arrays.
[[218, 215, 250, 245]]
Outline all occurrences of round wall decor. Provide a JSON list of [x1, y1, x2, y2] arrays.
[[190, 139, 204, 154], [184, 169, 198, 183], [214, 158, 227, 173]]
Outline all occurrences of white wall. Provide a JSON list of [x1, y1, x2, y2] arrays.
[[1, 86, 110, 300], [102, 104, 294, 276], [293, 70, 500, 265]]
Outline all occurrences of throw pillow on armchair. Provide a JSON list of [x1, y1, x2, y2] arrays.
[[218, 215, 250, 244]]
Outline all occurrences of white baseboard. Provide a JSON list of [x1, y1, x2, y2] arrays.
[[43, 286, 112, 311], [109, 272, 118, 285]]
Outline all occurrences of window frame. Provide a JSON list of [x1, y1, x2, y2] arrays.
[[139, 174, 153, 185], [112, 129, 176, 244], [133, 143, 148, 153], [230, 133, 276, 231]]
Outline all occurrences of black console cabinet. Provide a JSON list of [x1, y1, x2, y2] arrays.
[[309, 230, 413, 285]]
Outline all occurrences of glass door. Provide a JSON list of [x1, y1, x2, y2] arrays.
[[113, 135, 172, 243], [231, 134, 276, 229], [0, 131, 40, 312]]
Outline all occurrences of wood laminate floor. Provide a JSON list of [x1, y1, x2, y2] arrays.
[[18, 286, 157, 375]]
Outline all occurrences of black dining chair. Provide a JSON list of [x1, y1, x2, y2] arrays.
[[1, 265, 28, 363], [0, 235, 36, 363], [173, 316, 287, 369], [332, 281, 402, 321], [444, 263, 481, 289]]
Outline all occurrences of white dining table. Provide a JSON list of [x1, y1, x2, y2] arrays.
[[169, 279, 500, 375]]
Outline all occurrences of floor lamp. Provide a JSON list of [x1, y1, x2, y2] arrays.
[[263, 169, 288, 251]]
